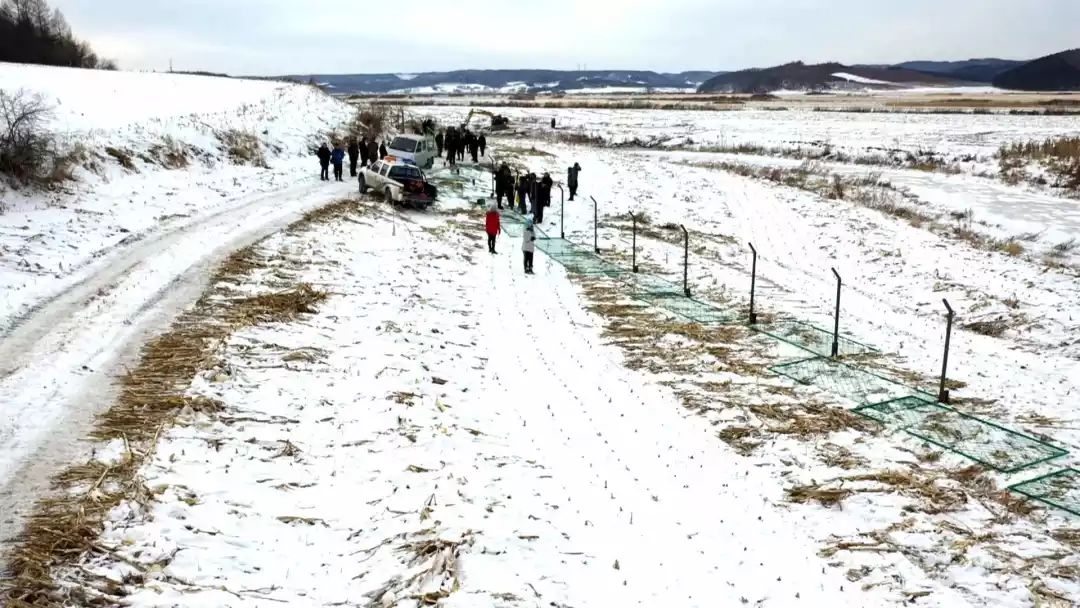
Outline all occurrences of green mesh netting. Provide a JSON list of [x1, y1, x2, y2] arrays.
[[633, 292, 732, 324], [559, 254, 627, 276], [1009, 469, 1080, 517], [770, 357, 921, 406], [536, 238, 590, 258], [855, 397, 1068, 473], [622, 274, 685, 297], [757, 319, 877, 358]]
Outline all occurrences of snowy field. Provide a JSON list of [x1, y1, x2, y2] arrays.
[[3, 70, 1080, 608], [0, 62, 356, 544], [430, 105, 1080, 162]]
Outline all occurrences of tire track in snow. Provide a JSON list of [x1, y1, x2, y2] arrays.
[[0, 180, 355, 548]]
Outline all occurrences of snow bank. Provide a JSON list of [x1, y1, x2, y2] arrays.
[[831, 72, 897, 86]]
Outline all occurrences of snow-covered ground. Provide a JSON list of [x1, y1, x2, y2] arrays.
[[425, 104, 1080, 164], [0, 63, 356, 542], [46, 167, 1077, 607], [4, 73, 1080, 607]]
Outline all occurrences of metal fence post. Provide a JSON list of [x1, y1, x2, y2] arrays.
[[831, 268, 842, 357], [631, 212, 639, 273], [749, 242, 758, 324], [939, 299, 955, 404], [558, 185, 565, 239], [680, 225, 690, 298], [591, 196, 600, 254]]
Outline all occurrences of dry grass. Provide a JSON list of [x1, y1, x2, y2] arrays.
[[218, 130, 267, 167], [103, 146, 136, 171], [147, 136, 191, 169], [998, 136, 1080, 192], [0, 199, 363, 607]]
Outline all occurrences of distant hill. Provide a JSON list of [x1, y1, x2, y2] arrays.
[[698, 61, 965, 93], [279, 70, 722, 94], [894, 58, 1024, 83], [993, 49, 1080, 91]]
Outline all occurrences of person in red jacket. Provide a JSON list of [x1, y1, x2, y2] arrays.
[[485, 201, 501, 254]]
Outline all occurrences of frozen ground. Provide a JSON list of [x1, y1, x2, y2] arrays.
[[0, 63, 355, 544], [424, 105, 1080, 166], [59, 189, 971, 607], [3, 82, 1079, 607]]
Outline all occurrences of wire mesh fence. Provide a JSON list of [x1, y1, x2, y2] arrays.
[[770, 357, 921, 406], [757, 319, 877, 358], [1009, 468, 1080, 517], [855, 397, 1068, 473], [632, 292, 733, 324]]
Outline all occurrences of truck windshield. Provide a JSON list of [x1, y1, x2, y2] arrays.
[[389, 166, 423, 181], [389, 137, 418, 153]]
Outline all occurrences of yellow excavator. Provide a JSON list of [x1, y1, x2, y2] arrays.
[[464, 108, 510, 131]]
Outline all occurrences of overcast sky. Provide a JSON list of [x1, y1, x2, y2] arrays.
[[49, 0, 1080, 75]]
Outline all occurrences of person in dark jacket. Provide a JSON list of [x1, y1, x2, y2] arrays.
[[458, 129, 468, 162], [495, 163, 512, 209], [347, 139, 360, 177], [478, 134, 487, 157], [359, 136, 369, 167], [540, 172, 554, 206], [444, 128, 456, 167], [467, 132, 479, 163], [331, 143, 346, 181], [379, 141, 388, 159], [317, 143, 331, 181], [516, 175, 528, 214], [435, 130, 444, 157], [568, 162, 581, 200], [551, 117, 556, 129], [366, 139, 379, 166]]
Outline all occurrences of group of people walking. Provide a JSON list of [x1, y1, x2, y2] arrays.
[[487, 161, 582, 274], [435, 127, 486, 166], [316, 138, 388, 182]]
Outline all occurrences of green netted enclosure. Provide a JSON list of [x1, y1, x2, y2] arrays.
[[509, 225, 1072, 496], [855, 397, 1068, 473], [559, 254, 628, 276], [632, 292, 732, 324], [1009, 469, 1080, 517], [769, 357, 919, 406], [758, 319, 877, 358]]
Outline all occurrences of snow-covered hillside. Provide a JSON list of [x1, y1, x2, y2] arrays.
[[0, 63, 358, 544]]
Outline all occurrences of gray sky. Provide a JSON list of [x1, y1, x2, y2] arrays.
[[50, 0, 1080, 75]]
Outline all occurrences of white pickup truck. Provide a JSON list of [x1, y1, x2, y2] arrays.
[[359, 157, 438, 209]]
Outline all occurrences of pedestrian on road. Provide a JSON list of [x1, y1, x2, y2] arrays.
[[551, 117, 556, 129], [568, 162, 581, 200], [366, 139, 379, 166], [435, 130, 444, 157], [516, 175, 529, 214], [485, 200, 502, 254], [379, 141, 388, 159], [347, 139, 360, 177], [478, 134, 487, 157], [331, 143, 346, 182], [522, 216, 536, 274], [317, 143, 331, 181], [538, 172, 554, 223], [359, 136, 370, 167], [495, 163, 512, 209]]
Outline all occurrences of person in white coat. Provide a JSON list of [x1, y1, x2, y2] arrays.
[[522, 216, 536, 274]]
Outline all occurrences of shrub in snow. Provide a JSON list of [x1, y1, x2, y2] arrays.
[[0, 88, 54, 185]]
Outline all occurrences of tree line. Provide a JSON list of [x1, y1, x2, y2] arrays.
[[0, 0, 116, 70]]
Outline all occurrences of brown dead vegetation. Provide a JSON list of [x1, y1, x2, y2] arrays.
[[0, 199, 365, 607]]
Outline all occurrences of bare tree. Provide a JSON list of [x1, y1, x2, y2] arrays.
[[0, 88, 53, 185]]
